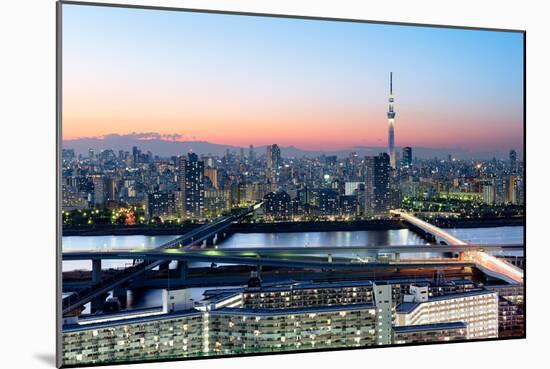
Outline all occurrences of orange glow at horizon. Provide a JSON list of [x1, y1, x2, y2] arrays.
[[60, 4, 524, 153], [61, 53, 522, 152], [62, 109, 521, 151]]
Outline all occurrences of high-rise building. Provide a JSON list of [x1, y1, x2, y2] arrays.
[[178, 153, 205, 219], [507, 176, 519, 204], [264, 190, 291, 218], [401, 147, 412, 168], [204, 189, 231, 217], [63, 301, 378, 365], [509, 149, 517, 174], [318, 189, 339, 216], [387, 72, 397, 169], [339, 195, 357, 216], [62, 279, 507, 366], [482, 181, 495, 205], [104, 177, 117, 203], [266, 144, 281, 183], [90, 174, 105, 206], [364, 153, 391, 216], [485, 285, 525, 338], [204, 167, 218, 189], [248, 144, 255, 162], [395, 290, 499, 339], [494, 177, 508, 205], [355, 183, 366, 216], [146, 192, 176, 220], [131, 146, 140, 167]]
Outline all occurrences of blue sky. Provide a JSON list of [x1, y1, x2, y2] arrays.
[[62, 3, 524, 154]]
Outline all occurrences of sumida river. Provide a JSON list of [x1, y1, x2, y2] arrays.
[[62, 226, 523, 311], [62, 226, 524, 271]]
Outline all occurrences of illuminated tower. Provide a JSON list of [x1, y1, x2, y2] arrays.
[[387, 72, 396, 169], [266, 144, 281, 184], [178, 152, 204, 219]]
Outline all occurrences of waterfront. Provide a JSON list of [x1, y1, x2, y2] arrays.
[[62, 235, 180, 271], [62, 226, 524, 271], [219, 229, 424, 248], [63, 226, 523, 312]]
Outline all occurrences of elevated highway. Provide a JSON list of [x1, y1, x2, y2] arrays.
[[61, 207, 522, 314], [63, 250, 474, 270], [63, 244, 522, 261], [61, 205, 258, 315], [391, 210, 524, 284]]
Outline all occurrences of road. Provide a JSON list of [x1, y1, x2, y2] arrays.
[[391, 210, 524, 284]]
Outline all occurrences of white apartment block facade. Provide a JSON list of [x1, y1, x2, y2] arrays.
[[395, 290, 498, 339]]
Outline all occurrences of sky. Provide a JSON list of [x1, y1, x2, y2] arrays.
[[62, 3, 524, 154]]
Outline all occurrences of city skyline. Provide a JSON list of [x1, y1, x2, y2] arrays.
[[62, 4, 524, 153], [62, 136, 524, 160], [60, 4, 525, 366]]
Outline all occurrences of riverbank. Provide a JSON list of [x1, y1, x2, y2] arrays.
[[229, 220, 405, 233], [62, 216, 524, 236], [62, 224, 199, 237], [432, 217, 525, 228]]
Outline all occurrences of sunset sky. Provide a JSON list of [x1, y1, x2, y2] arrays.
[[62, 4, 524, 153]]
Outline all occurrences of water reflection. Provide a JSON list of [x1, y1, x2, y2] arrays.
[[219, 229, 425, 248], [61, 227, 524, 272], [62, 235, 180, 271], [63, 226, 523, 312]]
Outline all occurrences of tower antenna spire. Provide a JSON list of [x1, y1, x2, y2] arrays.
[[387, 72, 396, 169]]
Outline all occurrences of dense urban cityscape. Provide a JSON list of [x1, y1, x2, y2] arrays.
[[61, 77, 524, 227], [59, 4, 525, 366], [61, 143, 524, 226], [61, 73, 525, 366]]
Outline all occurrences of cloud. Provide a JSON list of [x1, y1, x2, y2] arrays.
[[160, 133, 185, 141], [82, 132, 187, 142]]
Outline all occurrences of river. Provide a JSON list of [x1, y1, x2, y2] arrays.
[[62, 226, 523, 312], [62, 226, 524, 271]]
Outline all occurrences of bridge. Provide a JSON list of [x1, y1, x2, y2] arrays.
[[62, 243, 521, 286], [63, 244, 522, 261], [61, 205, 259, 315], [63, 245, 480, 293], [62, 241, 521, 307], [63, 249, 474, 271], [391, 210, 524, 284], [62, 207, 523, 314]]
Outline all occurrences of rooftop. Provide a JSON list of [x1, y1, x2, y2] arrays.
[[395, 289, 496, 314], [64, 309, 203, 333], [393, 322, 467, 333], [64, 303, 377, 332], [214, 303, 376, 316], [202, 277, 448, 298]]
